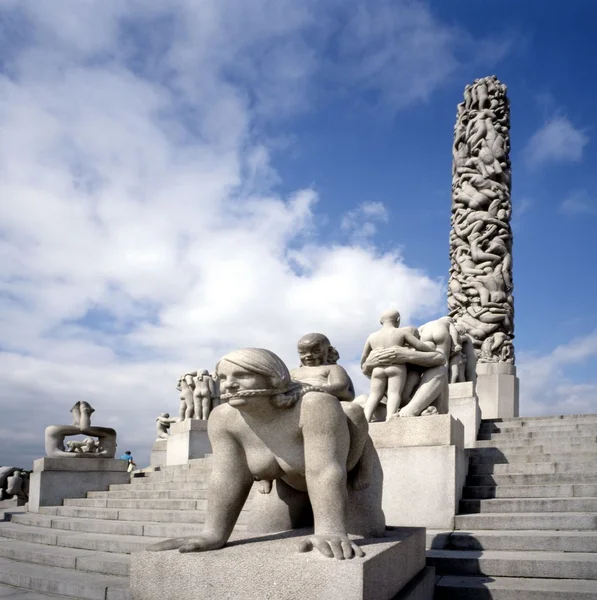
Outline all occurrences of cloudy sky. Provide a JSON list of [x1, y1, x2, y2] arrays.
[[1, 1, 596, 468]]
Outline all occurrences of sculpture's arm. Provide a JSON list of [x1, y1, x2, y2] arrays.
[[322, 365, 354, 401], [299, 392, 362, 559], [359, 339, 372, 369], [404, 331, 435, 353], [201, 412, 254, 543]]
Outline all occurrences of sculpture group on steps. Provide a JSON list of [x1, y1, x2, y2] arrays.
[[44, 401, 117, 458], [449, 75, 514, 364], [148, 347, 385, 560], [359, 310, 476, 422]]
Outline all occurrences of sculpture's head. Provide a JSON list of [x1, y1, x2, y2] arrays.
[[297, 333, 330, 367], [380, 309, 400, 327], [200, 369, 210, 377], [327, 346, 340, 365], [160, 412, 170, 418], [216, 348, 302, 409]]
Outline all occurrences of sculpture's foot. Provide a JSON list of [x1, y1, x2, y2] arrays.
[[420, 406, 439, 417], [397, 405, 420, 417], [256, 479, 273, 495]]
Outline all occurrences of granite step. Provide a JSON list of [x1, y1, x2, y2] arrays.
[[435, 575, 597, 599], [469, 452, 597, 464], [455, 512, 597, 531], [427, 548, 597, 579], [37, 506, 230, 525], [63, 498, 207, 510], [477, 431, 597, 442], [479, 423, 597, 435], [0, 556, 130, 600], [483, 414, 597, 425], [468, 444, 597, 456], [87, 489, 209, 500], [460, 497, 597, 514], [0, 521, 165, 554], [473, 437, 597, 449], [468, 461, 597, 475], [463, 484, 597, 499], [10, 511, 247, 538], [448, 530, 597, 553], [0, 539, 129, 576], [466, 472, 597, 486], [109, 482, 208, 491]]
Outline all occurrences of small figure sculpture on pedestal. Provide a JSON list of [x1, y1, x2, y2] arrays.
[[176, 370, 220, 420], [44, 402, 117, 458], [155, 413, 179, 440], [148, 347, 385, 559]]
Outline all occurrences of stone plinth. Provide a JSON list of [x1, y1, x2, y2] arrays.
[[131, 527, 432, 600], [370, 415, 467, 529], [150, 439, 167, 467], [448, 382, 481, 448], [476, 363, 519, 420], [166, 419, 212, 466], [28, 457, 130, 512]]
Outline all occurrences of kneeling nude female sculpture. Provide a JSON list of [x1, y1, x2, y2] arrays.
[[149, 348, 386, 560]]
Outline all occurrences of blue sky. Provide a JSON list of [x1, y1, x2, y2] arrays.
[[0, 1, 596, 468]]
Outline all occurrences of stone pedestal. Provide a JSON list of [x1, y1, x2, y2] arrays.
[[166, 419, 212, 466], [28, 457, 130, 512], [150, 439, 167, 467], [448, 382, 481, 448], [369, 415, 467, 530], [476, 363, 519, 420], [131, 527, 433, 600]]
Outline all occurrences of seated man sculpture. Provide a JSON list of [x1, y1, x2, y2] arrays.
[[148, 348, 385, 560], [44, 401, 117, 458]]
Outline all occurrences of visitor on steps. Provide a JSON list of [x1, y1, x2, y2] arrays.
[[120, 450, 137, 472]]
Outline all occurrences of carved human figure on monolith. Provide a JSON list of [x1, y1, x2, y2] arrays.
[[44, 402, 117, 458], [360, 309, 444, 421], [148, 348, 385, 559], [177, 375, 195, 421]]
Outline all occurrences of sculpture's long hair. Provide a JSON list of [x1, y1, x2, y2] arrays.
[[216, 348, 323, 409]]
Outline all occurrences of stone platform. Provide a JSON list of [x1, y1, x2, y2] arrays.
[[370, 415, 467, 530], [28, 457, 130, 512], [166, 420, 212, 466], [476, 362, 519, 420], [131, 527, 431, 600]]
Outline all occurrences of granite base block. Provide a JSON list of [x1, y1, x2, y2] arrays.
[[131, 527, 428, 600], [448, 382, 481, 448], [369, 414, 464, 448], [476, 363, 519, 419], [166, 419, 212, 466], [150, 440, 167, 467], [28, 457, 130, 512]]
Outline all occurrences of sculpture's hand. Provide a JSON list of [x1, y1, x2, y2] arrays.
[[146, 533, 225, 553], [298, 534, 364, 560]]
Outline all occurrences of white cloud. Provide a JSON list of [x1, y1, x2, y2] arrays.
[[0, 1, 456, 468], [341, 201, 389, 242], [525, 116, 589, 166], [560, 190, 597, 216], [518, 331, 597, 417]]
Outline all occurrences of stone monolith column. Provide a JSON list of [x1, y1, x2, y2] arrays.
[[448, 75, 519, 419]]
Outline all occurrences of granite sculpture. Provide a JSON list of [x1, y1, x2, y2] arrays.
[[290, 333, 355, 402], [0, 467, 29, 505], [44, 401, 117, 458], [176, 370, 219, 420], [360, 310, 445, 421], [148, 348, 385, 559], [449, 75, 515, 364], [156, 413, 179, 440]]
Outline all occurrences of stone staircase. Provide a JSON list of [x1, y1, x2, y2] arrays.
[[0, 456, 252, 600], [2, 415, 597, 599], [430, 414, 597, 599]]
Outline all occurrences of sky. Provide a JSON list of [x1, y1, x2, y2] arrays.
[[1, 0, 596, 468]]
